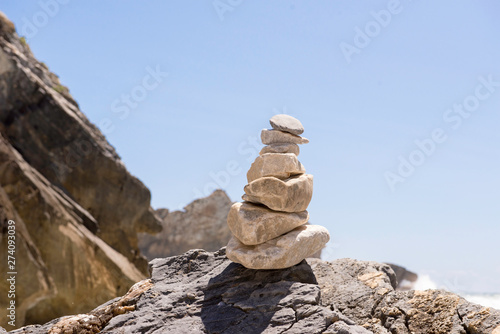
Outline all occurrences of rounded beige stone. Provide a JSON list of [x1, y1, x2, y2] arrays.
[[227, 202, 309, 245], [226, 224, 330, 269], [261, 129, 309, 145], [242, 174, 313, 213], [246, 153, 305, 183], [260, 143, 300, 156]]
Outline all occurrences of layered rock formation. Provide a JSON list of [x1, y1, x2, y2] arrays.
[[226, 115, 330, 269], [0, 133, 145, 327], [138, 189, 233, 260], [0, 12, 161, 328], [10, 248, 500, 334], [0, 12, 161, 273]]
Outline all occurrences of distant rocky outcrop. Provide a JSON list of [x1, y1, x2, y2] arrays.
[[0, 11, 161, 328], [386, 263, 419, 291], [11, 248, 500, 334], [138, 189, 233, 260]]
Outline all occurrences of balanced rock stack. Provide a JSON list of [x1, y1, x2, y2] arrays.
[[226, 115, 330, 269]]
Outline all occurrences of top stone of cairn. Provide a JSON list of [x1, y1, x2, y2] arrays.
[[270, 114, 304, 135]]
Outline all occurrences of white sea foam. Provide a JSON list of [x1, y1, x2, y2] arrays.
[[413, 274, 500, 310], [413, 274, 437, 290], [463, 294, 500, 310]]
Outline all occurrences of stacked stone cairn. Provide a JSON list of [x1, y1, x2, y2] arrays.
[[226, 115, 330, 269]]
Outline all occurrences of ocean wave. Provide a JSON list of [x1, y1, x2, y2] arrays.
[[463, 294, 500, 310], [413, 274, 500, 310]]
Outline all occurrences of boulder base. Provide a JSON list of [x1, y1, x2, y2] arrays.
[[10, 249, 500, 334]]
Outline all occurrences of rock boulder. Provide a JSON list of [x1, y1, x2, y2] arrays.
[[12, 249, 500, 334]]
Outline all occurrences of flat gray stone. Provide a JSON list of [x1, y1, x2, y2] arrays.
[[270, 114, 304, 135], [260, 143, 300, 156], [261, 129, 309, 145]]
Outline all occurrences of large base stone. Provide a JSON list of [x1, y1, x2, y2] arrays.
[[226, 224, 330, 269], [246, 153, 305, 183], [227, 202, 309, 245], [243, 174, 313, 213]]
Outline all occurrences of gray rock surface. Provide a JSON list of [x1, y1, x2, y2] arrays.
[[138, 189, 233, 260], [12, 249, 500, 334], [270, 114, 305, 135]]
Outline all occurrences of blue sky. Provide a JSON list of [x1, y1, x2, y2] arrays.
[[2, 1, 499, 293]]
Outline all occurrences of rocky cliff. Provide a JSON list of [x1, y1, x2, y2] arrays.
[[10, 248, 500, 334], [0, 12, 161, 272], [0, 11, 162, 328], [0, 132, 145, 327], [138, 189, 233, 260]]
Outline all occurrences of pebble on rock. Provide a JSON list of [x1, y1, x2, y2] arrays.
[[270, 114, 304, 135], [261, 129, 309, 145], [227, 202, 309, 245]]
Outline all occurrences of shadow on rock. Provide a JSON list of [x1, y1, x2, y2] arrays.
[[201, 253, 318, 334]]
